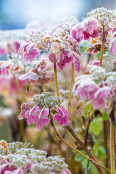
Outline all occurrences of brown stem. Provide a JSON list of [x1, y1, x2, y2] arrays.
[[66, 124, 109, 174], [103, 120, 110, 172], [100, 27, 105, 67], [84, 110, 95, 146]]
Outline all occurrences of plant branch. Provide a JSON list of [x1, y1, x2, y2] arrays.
[[84, 110, 95, 146], [110, 121, 115, 174], [68, 63, 74, 117], [54, 62, 59, 96]]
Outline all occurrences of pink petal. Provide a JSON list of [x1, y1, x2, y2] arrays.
[[59, 119, 64, 126], [57, 107, 64, 116], [19, 74, 28, 81], [65, 55, 74, 63], [91, 30, 98, 38], [49, 53, 57, 62], [53, 114, 62, 123], [27, 117, 32, 125], [27, 73, 38, 81], [25, 111, 29, 118], [31, 106, 39, 114], [30, 49, 40, 58], [71, 29, 76, 39], [83, 31, 91, 40], [41, 117, 49, 125], [37, 120, 43, 130], [32, 114, 38, 123], [63, 117, 69, 126], [23, 52, 29, 62], [40, 108, 49, 118], [18, 112, 25, 120], [57, 60, 66, 69]]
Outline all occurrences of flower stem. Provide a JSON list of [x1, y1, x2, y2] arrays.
[[68, 63, 74, 117], [110, 121, 115, 174], [19, 119, 25, 143], [54, 62, 59, 96], [100, 29, 105, 67], [27, 80, 35, 95], [43, 84, 47, 92]]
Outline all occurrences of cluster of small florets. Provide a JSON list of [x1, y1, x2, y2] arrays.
[[0, 141, 69, 174], [87, 65, 106, 80], [106, 72, 116, 87], [33, 92, 63, 108], [87, 7, 116, 23]]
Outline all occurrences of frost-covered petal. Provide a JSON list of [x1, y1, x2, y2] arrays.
[[37, 120, 43, 130], [30, 106, 39, 114], [32, 114, 38, 123], [25, 111, 29, 118], [39, 108, 49, 118], [49, 53, 57, 62], [41, 117, 49, 125], [59, 119, 64, 126], [53, 114, 62, 123], [63, 116, 69, 126], [18, 111, 25, 120], [27, 117, 32, 125]]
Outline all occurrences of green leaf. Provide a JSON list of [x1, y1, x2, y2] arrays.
[[102, 112, 109, 121], [75, 151, 88, 169], [89, 118, 103, 136], [93, 142, 107, 159]]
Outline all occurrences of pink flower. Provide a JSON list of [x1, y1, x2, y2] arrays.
[[109, 37, 116, 56], [74, 80, 98, 101], [19, 99, 32, 120], [0, 61, 12, 76], [71, 25, 83, 43], [72, 18, 99, 41], [73, 59, 80, 72], [53, 106, 69, 126], [37, 108, 49, 130], [19, 72, 38, 84], [23, 44, 40, 63], [92, 86, 112, 109], [25, 106, 39, 125], [86, 60, 100, 72]]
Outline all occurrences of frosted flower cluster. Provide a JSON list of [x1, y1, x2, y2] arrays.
[[0, 141, 69, 174], [87, 65, 106, 80], [87, 7, 116, 24], [33, 92, 63, 108]]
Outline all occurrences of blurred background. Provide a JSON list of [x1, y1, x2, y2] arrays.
[[0, 1, 115, 173], [0, 0, 116, 30]]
